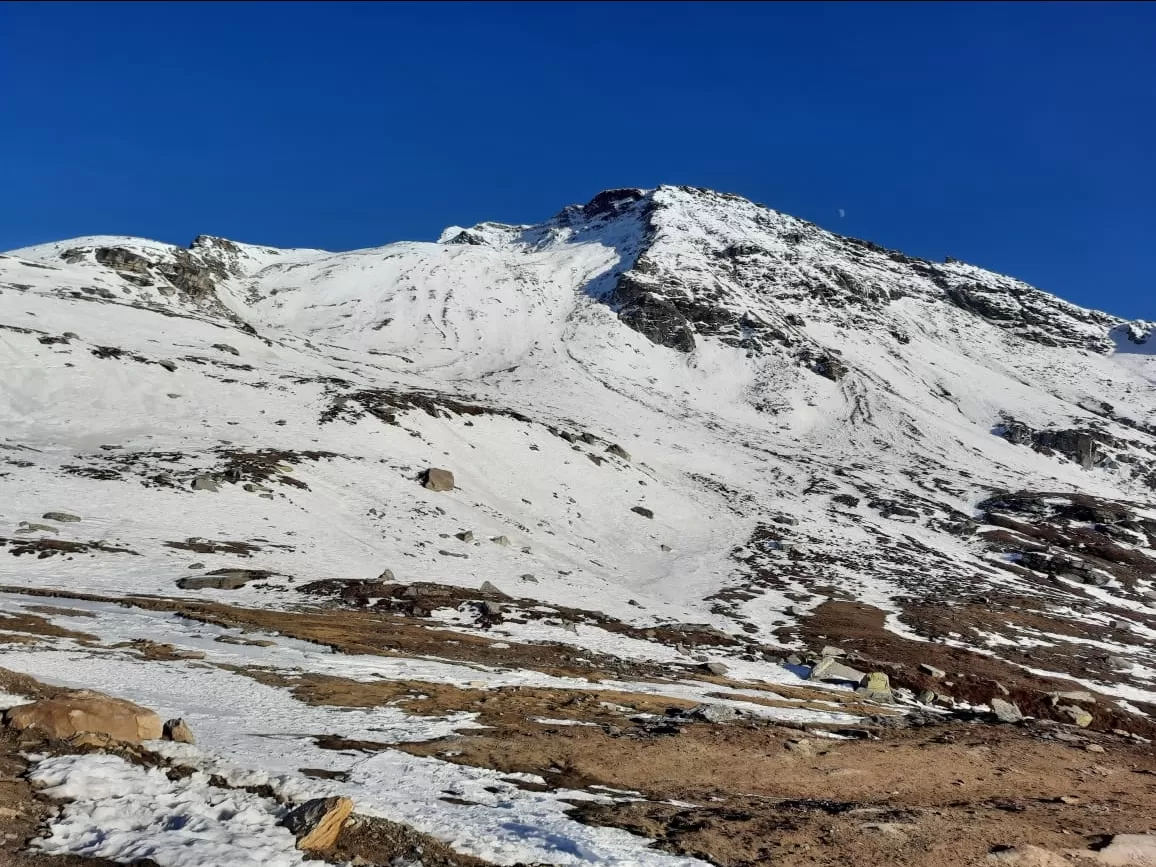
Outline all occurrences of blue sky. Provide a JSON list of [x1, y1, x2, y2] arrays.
[[2, 1, 1152, 318]]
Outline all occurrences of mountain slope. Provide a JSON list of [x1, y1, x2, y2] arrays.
[[1, 185, 1155, 864]]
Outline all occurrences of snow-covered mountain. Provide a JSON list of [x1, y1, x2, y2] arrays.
[[3, 184, 1156, 711]]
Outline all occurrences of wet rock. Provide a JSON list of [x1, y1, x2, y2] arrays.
[[5, 691, 162, 743], [42, 512, 81, 523], [605, 443, 631, 461], [991, 698, 1024, 723], [1058, 705, 1093, 728], [163, 718, 196, 744], [280, 796, 354, 851], [422, 468, 455, 491], [631, 506, 654, 519]]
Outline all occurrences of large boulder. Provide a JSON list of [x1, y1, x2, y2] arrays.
[[280, 796, 354, 851], [4, 691, 162, 743], [422, 468, 455, 491]]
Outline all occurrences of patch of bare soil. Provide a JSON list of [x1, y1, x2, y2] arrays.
[[406, 716, 1154, 867], [0, 612, 96, 645]]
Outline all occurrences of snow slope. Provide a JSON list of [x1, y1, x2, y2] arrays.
[[2, 184, 1156, 860]]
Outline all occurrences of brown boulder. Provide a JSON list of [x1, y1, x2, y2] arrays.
[[422, 468, 455, 491], [163, 718, 196, 744], [280, 796, 354, 851], [4, 690, 163, 744]]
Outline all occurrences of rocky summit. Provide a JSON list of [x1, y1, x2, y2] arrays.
[[0, 185, 1154, 867]]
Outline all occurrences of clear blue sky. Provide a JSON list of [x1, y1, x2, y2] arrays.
[[3, 1, 1153, 318]]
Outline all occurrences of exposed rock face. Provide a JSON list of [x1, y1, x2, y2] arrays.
[[4, 691, 162, 743], [616, 289, 697, 353], [280, 796, 354, 851], [996, 417, 1119, 470], [94, 247, 151, 275]]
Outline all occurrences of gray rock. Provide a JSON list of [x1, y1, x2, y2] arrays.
[[616, 291, 696, 353], [660, 544, 672, 552], [212, 343, 240, 356], [820, 645, 846, 658], [17, 523, 58, 534], [1107, 655, 1132, 670], [1049, 690, 1096, 705], [191, 474, 220, 492], [481, 601, 502, 617], [177, 570, 263, 590], [377, 569, 396, 581], [809, 656, 866, 686], [437, 549, 468, 559], [916, 689, 938, 705], [479, 580, 504, 596], [703, 661, 729, 676], [631, 506, 654, 519], [687, 703, 741, 723], [42, 512, 82, 523], [422, 468, 455, 491], [561, 621, 579, 634], [157, 360, 178, 372], [605, 443, 631, 461], [490, 535, 511, 546], [990, 697, 1023, 723], [856, 672, 893, 702], [520, 573, 538, 583], [1058, 704, 1093, 728], [455, 531, 474, 542], [919, 663, 947, 679]]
